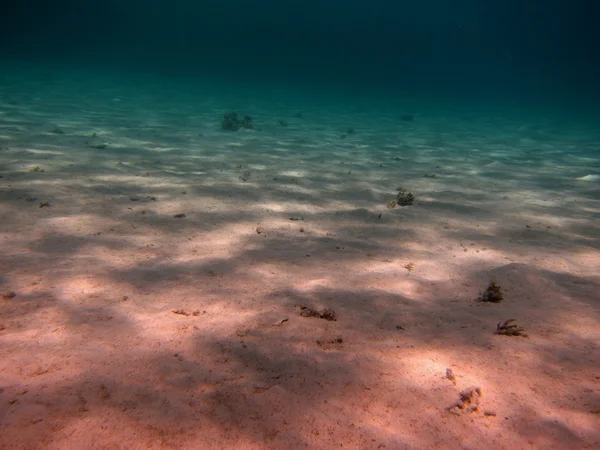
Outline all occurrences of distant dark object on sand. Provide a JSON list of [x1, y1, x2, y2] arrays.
[[401, 114, 414, 122], [387, 188, 415, 209], [221, 112, 254, 131], [478, 281, 504, 303], [395, 188, 415, 206]]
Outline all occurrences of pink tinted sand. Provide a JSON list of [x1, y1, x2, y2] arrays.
[[1, 97, 599, 449]]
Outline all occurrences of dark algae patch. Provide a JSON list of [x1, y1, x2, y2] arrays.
[[479, 281, 504, 303]]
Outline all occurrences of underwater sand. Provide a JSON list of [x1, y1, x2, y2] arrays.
[[1, 65, 599, 449]]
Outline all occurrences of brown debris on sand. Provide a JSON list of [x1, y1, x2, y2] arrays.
[[130, 196, 157, 202], [172, 309, 200, 317], [447, 386, 482, 415], [479, 281, 504, 303], [495, 319, 527, 337], [297, 305, 337, 321], [316, 336, 344, 351], [445, 368, 457, 385]]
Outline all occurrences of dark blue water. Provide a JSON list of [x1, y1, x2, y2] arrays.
[[2, 1, 599, 107]]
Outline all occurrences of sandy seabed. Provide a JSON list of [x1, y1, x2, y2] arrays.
[[1, 66, 599, 449]]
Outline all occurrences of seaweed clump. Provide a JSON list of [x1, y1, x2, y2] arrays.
[[386, 188, 415, 209], [221, 112, 254, 131], [395, 188, 415, 206], [479, 281, 503, 303], [495, 319, 527, 337]]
